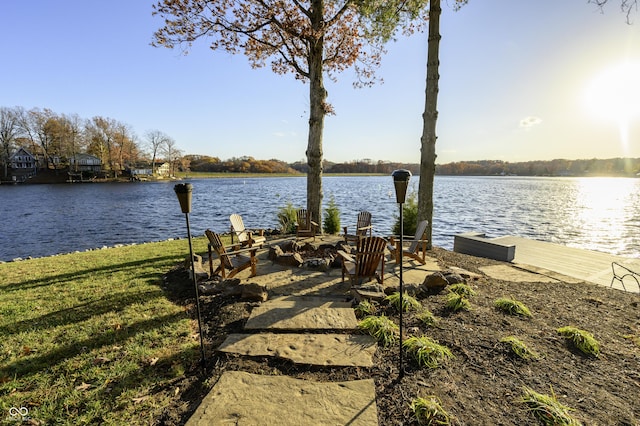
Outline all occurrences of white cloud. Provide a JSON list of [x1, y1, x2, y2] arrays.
[[519, 116, 542, 129]]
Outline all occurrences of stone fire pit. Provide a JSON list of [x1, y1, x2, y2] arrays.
[[268, 240, 349, 270]]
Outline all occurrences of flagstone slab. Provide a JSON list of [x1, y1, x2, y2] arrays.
[[218, 333, 377, 366], [244, 296, 358, 330], [186, 371, 378, 426]]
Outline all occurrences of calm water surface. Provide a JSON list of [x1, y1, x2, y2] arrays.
[[1, 176, 639, 261]]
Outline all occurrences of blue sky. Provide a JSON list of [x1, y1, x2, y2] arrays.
[[2, 0, 639, 164]]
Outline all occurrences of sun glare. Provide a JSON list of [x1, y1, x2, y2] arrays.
[[584, 62, 640, 124]]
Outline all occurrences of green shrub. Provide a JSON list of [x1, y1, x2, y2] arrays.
[[448, 283, 476, 298], [410, 396, 452, 425], [557, 326, 600, 357], [385, 291, 422, 312], [276, 201, 298, 234], [521, 387, 582, 426], [392, 189, 418, 236], [358, 315, 399, 347], [500, 336, 540, 360], [403, 336, 454, 369], [323, 195, 341, 234], [445, 293, 470, 312], [495, 297, 532, 317]]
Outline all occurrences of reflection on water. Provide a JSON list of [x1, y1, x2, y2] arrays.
[[0, 176, 638, 261]]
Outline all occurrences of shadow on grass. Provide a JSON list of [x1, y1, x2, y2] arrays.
[[0, 288, 165, 335], [1, 312, 187, 379], [0, 254, 184, 293]]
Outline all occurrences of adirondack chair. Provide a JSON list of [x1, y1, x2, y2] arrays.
[[205, 229, 258, 279], [343, 211, 373, 244], [337, 236, 387, 286], [296, 208, 319, 241], [229, 214, 266, 247], [387, 220, 429, 265]]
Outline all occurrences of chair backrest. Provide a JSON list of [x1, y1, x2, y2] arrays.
[[205, 229, 233, 269], [408, 220, 429, 253], [230, 214, 249, 243], [355, 211, 372, 237], [297, 209, 312, 230], [354, 236, 387, 281]]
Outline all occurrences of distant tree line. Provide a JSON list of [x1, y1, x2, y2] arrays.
[[186, 155, 298, 174], [436, 158, 640, 177]]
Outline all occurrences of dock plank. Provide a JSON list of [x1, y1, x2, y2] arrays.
[[493, 236, 640, 292]]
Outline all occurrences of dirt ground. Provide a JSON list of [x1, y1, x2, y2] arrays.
[[157, 244, 640, 425]]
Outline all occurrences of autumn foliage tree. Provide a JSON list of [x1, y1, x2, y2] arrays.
[[152, 0, 389, 225]]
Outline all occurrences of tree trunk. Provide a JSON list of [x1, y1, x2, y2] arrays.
[[306, 0, 326, 228], [417, 0, 441, 249]]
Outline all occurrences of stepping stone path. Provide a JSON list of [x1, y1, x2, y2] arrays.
[[187, 294, 379, 425]]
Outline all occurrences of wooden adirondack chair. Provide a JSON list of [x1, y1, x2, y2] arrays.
[[296, 208, 319, 241], [387, 220, 429, 265], [229, 214, 266, 247], [343, 211, 373, 244], [205, 229, 258, 279], [338, 236, 387, 286]]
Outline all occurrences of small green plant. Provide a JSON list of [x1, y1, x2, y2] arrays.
[[521, 387, 582, 426], [447, 283, 476, 298], [385, 291, 422, 312], [445, 292, 470, 312], [276, 201, 298, 234], [410, 396, 452, 425], [494, 297, 532, 317], [623, 333, 640, 348], [323, 194, 341, 234], [392, 188, 418, 236], [403, 336, 454, 369], [417, 309, 438, 327], [354, 300, 377, 317], [358, 315, 399, 347], [500, 336, 540, 360], [557, 326, 600, 357]]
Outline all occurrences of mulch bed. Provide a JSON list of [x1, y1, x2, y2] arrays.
[[157, 247, 640, 425]]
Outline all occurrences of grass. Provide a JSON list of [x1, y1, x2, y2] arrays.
[[353, 300, 377, 317], [557, 326, 600, 357], [403, 336, 454, 369], [521, 387, 582, 426], [500, 336, 540, 360], [0, 237, 209, 425], [445, 293, 470, 312], [416, 309, 438, 327], [494, 297, 532, 317], [410, 395, 452, 425], [385, 292, 422, 312], [447, 283, 476, 298], [358, 315, 399, 347]]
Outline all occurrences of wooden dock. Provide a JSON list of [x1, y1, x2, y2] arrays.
[[492, 236, 640, 293]]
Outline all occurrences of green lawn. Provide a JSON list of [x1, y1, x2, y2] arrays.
[[0, 237, 208, 425]]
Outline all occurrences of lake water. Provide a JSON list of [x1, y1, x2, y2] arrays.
[[1, 176, 639, 262]]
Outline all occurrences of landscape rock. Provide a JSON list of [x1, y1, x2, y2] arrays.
[[274, 252, 304, 267], [241, 283, 268, 301]]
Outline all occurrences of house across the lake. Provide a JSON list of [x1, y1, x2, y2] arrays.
[[69, 153, 102, 172], [7, 147, 38, 182]]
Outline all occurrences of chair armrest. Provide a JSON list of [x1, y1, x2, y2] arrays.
[[337, 250, 354, 263], [224, 246, 257, 256], [357, 225, 373, 232]]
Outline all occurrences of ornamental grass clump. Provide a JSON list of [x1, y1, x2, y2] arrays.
[[447, 283, 476, 298], [494, 297, 532, 317], [410, 396, 452, 425], [500, 336, 540, 360], [276, 201, 298, 234], [445, 292, 470, 312], [385, 291, 422, 313], [557, 326, 600, 357], [521, 387, 582, 426], [358, 315, 399, 347], [417, 309, 438, 328], [403, 336, 454, 369], [354, 300, 377, 317]]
